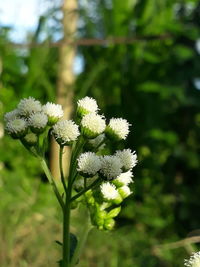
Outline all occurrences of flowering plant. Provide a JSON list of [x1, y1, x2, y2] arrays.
[[4, 96, 137, 267]]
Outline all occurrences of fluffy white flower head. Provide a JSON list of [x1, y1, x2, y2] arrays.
[[100, 182, 119, 200], [18, 97, 42, 116], [77, 152, 102, 176], [52, 120, 80, 145], [115, 149, 137, 171], [115, 171, 133, 186], [106, 118, 130, 140], [29, 112, 48, 129], [77, 96, 98, 116], [4, 109, 19, 122], [184, 252, 200, 267], [6, 118, 27, 138], [81, 113, 106, 138], [42, 102, 63, 122], [100, 155, 122, 180]]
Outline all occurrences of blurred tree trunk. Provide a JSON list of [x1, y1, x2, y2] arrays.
[[50, 0, 78, 178]]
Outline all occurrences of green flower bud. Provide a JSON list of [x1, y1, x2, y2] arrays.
[[22, 132, 38, 146], [104, 218, 115, 230], [118, 186, 132, 199]]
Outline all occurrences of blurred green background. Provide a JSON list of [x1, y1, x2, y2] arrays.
[[1, 0, 200, 266]]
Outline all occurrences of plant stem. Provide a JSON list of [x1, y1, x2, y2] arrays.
[[62, 194, 71, 267], [59, 146, 68, 194], [70, 211, 92, 267], [62, 136, 86, 266], [39, 157, 64, 210], [70, 177, 102, 202]]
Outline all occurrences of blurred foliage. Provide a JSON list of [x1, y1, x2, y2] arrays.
[[1, 0, 200, 266]]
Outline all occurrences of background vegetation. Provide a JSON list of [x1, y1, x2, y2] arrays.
[[0, 0, 200, 266]]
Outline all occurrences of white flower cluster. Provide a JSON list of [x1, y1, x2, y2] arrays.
[[5, 95, 138, 232], [184, 252, 200, 267], [4, 97, 66, 142]]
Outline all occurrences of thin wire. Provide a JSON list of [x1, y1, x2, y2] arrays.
[[7, 34, 172, 49]]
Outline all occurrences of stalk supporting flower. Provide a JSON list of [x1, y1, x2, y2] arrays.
[[4, 95, 137, 266]]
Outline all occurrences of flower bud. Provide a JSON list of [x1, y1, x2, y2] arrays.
[[112, 171, 133, 187], [118, 185, 132, 199], [104, 218, 115, 230], [23, 132, 38, 146], [100, 182, 122, 204]]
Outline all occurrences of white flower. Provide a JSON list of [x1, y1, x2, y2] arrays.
[[6, 118, 28, 138], [118, 185, 132, 199], [81, 113, 106, 138], [77, 152, 102, 177], [88, 134, 105, 149], [4, 109, 19, 122], [100, 155, 122, 180], [106, 118, 130, 141], [114, 171, 133, 186], [42, 102, 63, 124], [17, 97, 42, 116], [100, 182, 120, 200], [29, 112, 48, 132], [115, 149, 137, 171], [184, 252, 200, 267], [77, 96, 98, 116], [52, 120, 80, 145]]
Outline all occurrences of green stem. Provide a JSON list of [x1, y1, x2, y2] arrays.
[[70, 211, 92, 267], [62, 137, 86, 267], [59, 146, 68, 194], [62, 194, 71, 267], [39, 157, 64, 210], [70, 177, 102, 202]]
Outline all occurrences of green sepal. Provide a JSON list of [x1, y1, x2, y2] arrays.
[[107, 207, 121, 218]]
